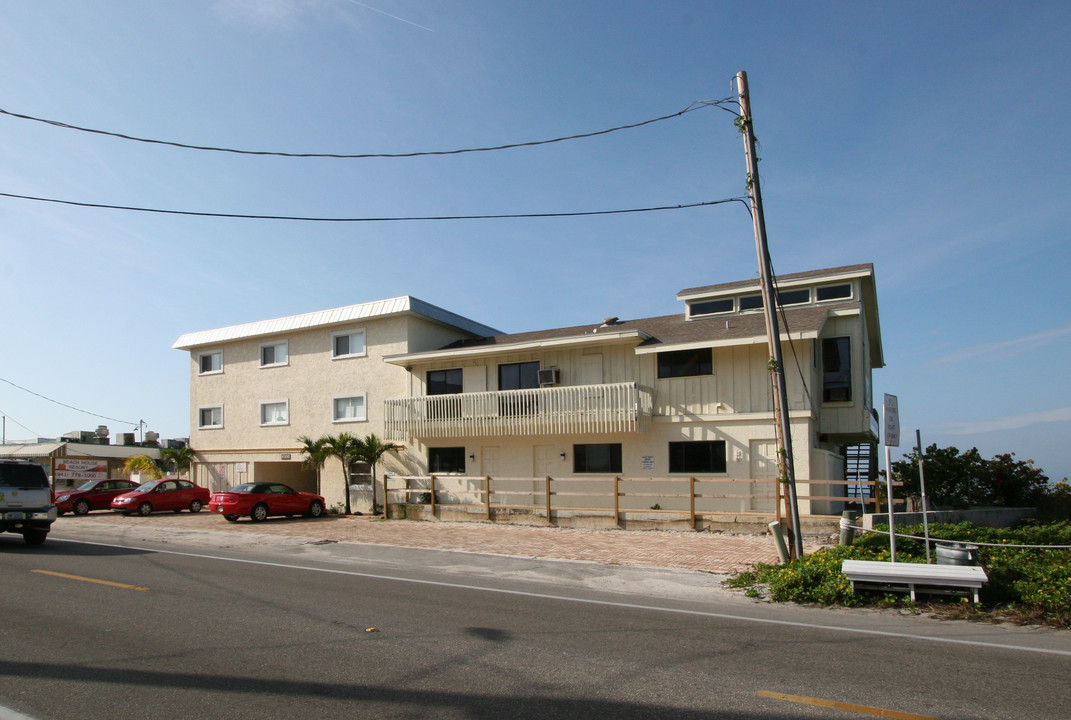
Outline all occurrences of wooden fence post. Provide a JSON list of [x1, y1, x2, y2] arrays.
[[614, 476, 620, 527], [485, 475, 492, 520], [430, 474, 437, 515], [545, 476, 552, 524], [689, 476, 696, 530]]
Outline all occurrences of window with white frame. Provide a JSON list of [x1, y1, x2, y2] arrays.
[[198, 350, 222, 375], [822, 336, 852, 402], [333, 394, 367, 423], [259, 400, 289, 426], [816, 283, 852, 302], [260, 341, 288, 368], [198, 405, 223, 429], [332, 329, 366, 359]]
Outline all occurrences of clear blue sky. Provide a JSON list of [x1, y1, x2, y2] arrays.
[[1, 1, 1068, 480]]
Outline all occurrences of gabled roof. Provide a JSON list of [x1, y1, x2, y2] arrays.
[[172, 296, 501, 350]]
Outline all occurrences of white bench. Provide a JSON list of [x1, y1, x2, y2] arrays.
[[841, 559, 988, 603]]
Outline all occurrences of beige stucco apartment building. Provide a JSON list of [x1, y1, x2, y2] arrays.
[[174, 264, 882, 518]]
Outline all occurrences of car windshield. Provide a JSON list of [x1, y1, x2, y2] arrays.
[[231, 484, 257, 493], [76, 481, 98, 491], [0, 464, 50, 488], [134, 481, 160, 492]]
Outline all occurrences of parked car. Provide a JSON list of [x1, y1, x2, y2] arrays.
[[0, 459, 55, 544], [209, 483, 325, 522], [110, 479, 210, 516], [56, 478, 139, 515]]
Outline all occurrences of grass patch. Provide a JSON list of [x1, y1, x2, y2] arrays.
[[726, 521, 1071, 628]]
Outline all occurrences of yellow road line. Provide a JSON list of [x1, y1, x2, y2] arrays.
[[32, 570, 148, 591], [757, 690, 942, 719]]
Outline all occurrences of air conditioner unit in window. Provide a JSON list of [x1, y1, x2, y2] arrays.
[[538, 367, 560, 386]]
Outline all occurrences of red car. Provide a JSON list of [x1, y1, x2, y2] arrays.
[[56, 478, 139, 515], [209, 483, 325, 522], [111, 479, 210, 516]]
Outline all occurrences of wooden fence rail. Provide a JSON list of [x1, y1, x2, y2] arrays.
[[383, 475, 901, 524]]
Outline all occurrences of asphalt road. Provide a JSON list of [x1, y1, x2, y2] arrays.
[[1, 525, 1068, 720]]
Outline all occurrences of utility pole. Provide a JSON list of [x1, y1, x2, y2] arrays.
[[736, 71, 804, 557]]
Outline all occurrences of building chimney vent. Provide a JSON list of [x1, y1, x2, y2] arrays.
[[602, 316, 619, 326]]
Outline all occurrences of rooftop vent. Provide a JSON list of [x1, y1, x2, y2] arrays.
[[601, 316, 619, 326]]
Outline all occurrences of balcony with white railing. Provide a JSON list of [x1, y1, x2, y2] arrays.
[[384, 382, 653, 440]]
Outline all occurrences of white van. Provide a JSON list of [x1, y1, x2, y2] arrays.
[[0, 459, 56, 545]]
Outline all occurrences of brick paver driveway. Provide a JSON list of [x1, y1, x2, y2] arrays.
[[55, 512, 832, 573]]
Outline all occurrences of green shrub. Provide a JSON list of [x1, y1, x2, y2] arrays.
[[727, 521, 1071, 626]]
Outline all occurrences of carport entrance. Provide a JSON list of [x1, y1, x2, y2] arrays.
[[252, 461, 318, 494]]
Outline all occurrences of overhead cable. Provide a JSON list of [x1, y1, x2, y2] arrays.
[[0, 99, 734, 159], [0, 408, 39, 439], [850, 524, 1071, 550], [0, 376, 138, 426], [0, 191, 748, 222]]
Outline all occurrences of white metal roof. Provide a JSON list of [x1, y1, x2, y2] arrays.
[[172, 296, 500, 350], [0, 443, 63, 458], [0, 443, 163, 459]]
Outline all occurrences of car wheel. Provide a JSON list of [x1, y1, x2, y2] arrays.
[[23, 529, 48, 545], [223, 514, 239, 522], [137, 502, 153, 516], [250, 503, 269, 522], [73, 499, 91, 516], [306, 501, 324, 518], [189, 499, 203, 513]]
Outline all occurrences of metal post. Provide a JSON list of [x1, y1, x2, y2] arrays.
[[916, 430, 931, 563], [882, 394, 900, 562], [737, 71, 803, 557], [884, 443, 897, 562]]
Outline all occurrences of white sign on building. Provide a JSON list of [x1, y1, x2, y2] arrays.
[[55, 458, 107, 483]]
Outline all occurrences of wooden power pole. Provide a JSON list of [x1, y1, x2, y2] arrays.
[[735, 71, 804, 557]]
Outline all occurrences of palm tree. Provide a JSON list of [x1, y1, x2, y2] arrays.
[[356, 433, 400, 516], [297, 435, 330, 495], [160, 446, 194, 478], [123, 454, 162, 482], [322, 433, 362, 515]]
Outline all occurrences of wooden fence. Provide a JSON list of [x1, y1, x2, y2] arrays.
[[383, 474, 901, 524]]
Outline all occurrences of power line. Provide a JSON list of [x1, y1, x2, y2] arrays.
[[0, 99, 734, 159], [0, 408, 39, 439], [0, 376, 138, 426], [0, 191, 747, 222]]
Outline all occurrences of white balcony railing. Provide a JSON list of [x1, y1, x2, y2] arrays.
[[384, 382, 652, 440]]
